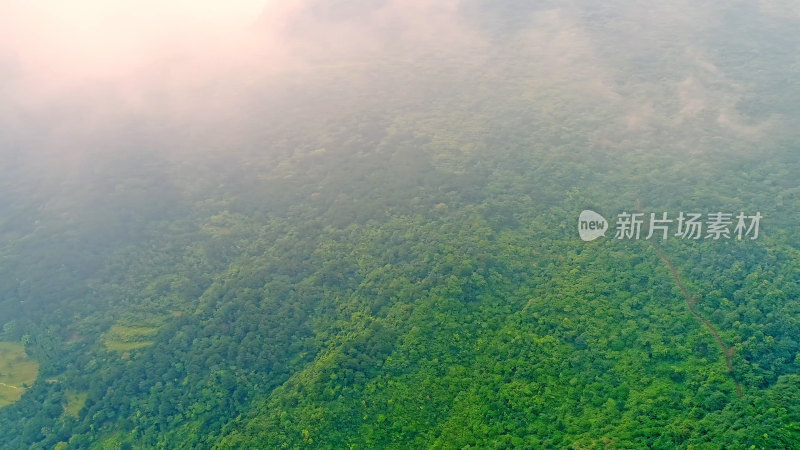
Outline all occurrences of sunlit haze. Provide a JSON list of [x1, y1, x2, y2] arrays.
[[1, 1, 267, 80], [1, 2, 799, 448]]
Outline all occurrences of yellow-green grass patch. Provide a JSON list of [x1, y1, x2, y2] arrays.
[[63, 390, 88, 417], [102, 325, 159, 352], [0, 341, 38, 407]]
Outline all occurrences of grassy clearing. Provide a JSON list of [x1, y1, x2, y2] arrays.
[[64, 390, 88, 417], [0, 341, 38, 407], [103, 325, 159, 352]]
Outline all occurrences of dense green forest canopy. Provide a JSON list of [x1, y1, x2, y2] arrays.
[[1, 1, 799, 448]]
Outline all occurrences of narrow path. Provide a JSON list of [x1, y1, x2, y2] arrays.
[[650, 244, 743, 398], [0, 382, 23, 391]]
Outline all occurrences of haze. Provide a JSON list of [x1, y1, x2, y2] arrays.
[[1, 2, 799, 447], [1, 1, 796, 187]]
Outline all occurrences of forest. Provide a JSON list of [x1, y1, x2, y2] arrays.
[[0, 1, 799, 448]]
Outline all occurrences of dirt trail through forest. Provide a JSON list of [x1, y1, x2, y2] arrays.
[[650, 244, 744, 398]]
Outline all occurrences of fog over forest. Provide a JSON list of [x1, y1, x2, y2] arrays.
[[0, 1, 799, 448]]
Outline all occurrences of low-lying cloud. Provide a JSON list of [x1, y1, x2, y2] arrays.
[[0, 0, 792, 174]]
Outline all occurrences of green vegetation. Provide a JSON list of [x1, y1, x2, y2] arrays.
[[0, 1, 799, 449], [63, 391, 88, 418], [0, 342, 38, 408], [102, 325, 159, 353]]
